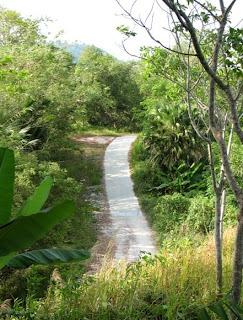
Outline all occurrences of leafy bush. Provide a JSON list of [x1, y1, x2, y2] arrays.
[[154, 193, 190, 239], [141, 100, 206, 173], [186, 196, 215, 234], [131, 138, 170, 195], [0, 147, 90, 303], [223, 194, 238, 228], [13, 151, 38, 214], [131, 160, 156, 194], [13, 151, 82, 214], [131, 138, 149, 162], [37, 161, 82, 204], [185, 194, 237, 235], [139, 195, 158, 223]]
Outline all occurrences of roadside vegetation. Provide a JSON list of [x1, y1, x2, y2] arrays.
[[0, 2, 242, 320]]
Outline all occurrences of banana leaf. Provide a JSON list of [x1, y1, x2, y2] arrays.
[[225, 302, 243, 319], [0, 253, 15, 269], [209, 304, 229, 320], [0, 148, 14, 226], [0, 200, 75, 256], [8, 248, 90, 268], [16, 176, 53, 218], [199, 308, 211, 320]]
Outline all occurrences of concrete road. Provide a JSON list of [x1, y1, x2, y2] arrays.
[[104, 135, 156, 262]]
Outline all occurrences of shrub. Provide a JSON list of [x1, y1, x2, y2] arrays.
[[14, 151, 39, 214], [131, 160, 156, 195], [186, 196, 215, 234], [14, 151, 82, 212], [185, 195, 238, 235], [140, 195, 158, 223], [131, 138, 149, 162], [223, 194, 238, 228], [154, 193, 190, 239], [37, 161, 82, 204]]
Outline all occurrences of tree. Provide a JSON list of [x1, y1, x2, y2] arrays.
[[75, 45, 142, 129], [116, 0, 243, 305], [0, 6, 42, 45], [0, 7, 79, 151]]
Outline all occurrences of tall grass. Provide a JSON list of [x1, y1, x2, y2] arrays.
[[34, 228, 238, 320]]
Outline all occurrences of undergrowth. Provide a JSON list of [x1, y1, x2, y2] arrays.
[[1, 133, 242, 319], [11, 228, 238, 319], [0, 139, 101, 302]]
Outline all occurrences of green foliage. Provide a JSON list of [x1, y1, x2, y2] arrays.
[[8, 249, 90, 269], [154, 193, 190, 238], [16, 176, 53, 218], [141, 101, 206, 173], [151, 162, 206, 194], [131, 138, 149, 162], [117, 25, 137, 37], [186, 196, 214, 234], [230, 134, 243, 189], [136, 59, 207, 190], [0, 6, 41, 46], [37, 161, 82, 203], [223, 195, 238, 227], [12, 151, 82, 215], [16, 229, 239, 319], [131, 137, 207, 197], [0, 7, 78, 151], [199, 300, 243, 320], [0, 200, 74, 257], [75, 46, 142, 129], [0, 147, 90, 271], [131, 160, 156, 194], [0, 148, 14, 225], [224, 28, 243, 77]]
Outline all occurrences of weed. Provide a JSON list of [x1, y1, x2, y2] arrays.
[[30, 228, 240, 320]]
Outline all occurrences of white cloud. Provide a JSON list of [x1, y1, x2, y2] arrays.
[[1, 0, 242, 61]]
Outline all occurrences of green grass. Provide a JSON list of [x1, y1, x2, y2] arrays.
[[75, 124, 135, 136], [25, 228, 238, 320]]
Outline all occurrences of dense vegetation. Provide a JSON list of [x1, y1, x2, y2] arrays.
[[0, 5, 140, 306], [0, 2, 242, 319]]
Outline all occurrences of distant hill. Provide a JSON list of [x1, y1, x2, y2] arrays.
[[55, 42, 109, 63], [55, 42, 86, 63]]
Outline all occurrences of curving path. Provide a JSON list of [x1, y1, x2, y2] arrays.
[[104, 135, 156, 262]]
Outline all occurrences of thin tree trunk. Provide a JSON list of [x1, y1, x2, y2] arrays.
[[220, 188, 226, 242], [215, 191, 223, 296], [231, 199, 243, 304], [208, 142, 223, 295], [220, 123, 234, 244]]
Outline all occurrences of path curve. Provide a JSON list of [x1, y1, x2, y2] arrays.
[[104, 135, 156, 262]]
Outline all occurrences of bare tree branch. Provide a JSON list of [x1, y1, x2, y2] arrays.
[[219, 0, 226, 15], [116, 0, 197, 57]]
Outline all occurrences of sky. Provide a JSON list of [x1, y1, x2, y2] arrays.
[[0, 0, 157, 61], [0, 0, 242, 61]]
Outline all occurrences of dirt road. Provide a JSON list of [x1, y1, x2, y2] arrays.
[[104, 135, 156, 262]]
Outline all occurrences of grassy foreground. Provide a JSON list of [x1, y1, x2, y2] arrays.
[[1, 131, 242, 319], [11, 228, 236, 320]]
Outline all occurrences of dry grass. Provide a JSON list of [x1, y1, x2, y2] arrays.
[[37, 227, 240, 320]]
